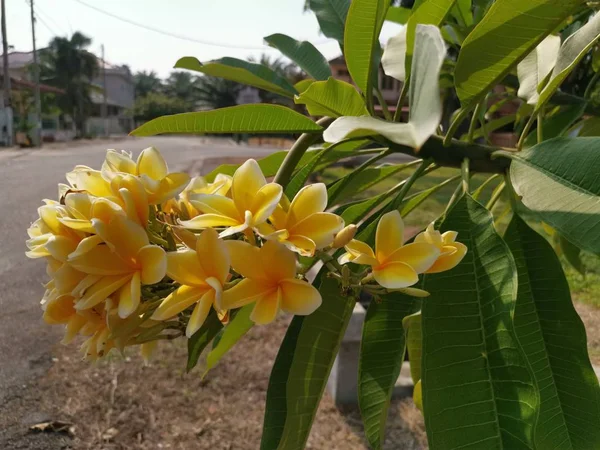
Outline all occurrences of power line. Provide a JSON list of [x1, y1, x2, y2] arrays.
[[71, 0, 277, 51], [23, 0, 58, 37], [70, 0, 336, 51], [35, 3, 67, 36]]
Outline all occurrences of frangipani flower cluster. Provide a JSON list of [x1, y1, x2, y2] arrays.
[[26, 147, 466, 363]]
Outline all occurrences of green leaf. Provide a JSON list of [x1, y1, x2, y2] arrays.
[[402, 312, 422, 384], [328, 164, 408, 205], [131, 104, 322, 137], [400, 175, 461, 217], [285, 149, 326, 200], [175, 56, 297, 98], [421, 195, 536, 449], [509, 137, 600, 255], [309, 0, 351, 44], [325, 25, 446, 149], [386, 6, 411, 24], [460, 114, 517, 142], [205, 148, 318, 182], [358, 295, 420, 450], [455, 0, 581, 109], [204, 305, 254, 374], [524, 102, 586, 147], [517, 35, 561, 105], [264, 34, 332, 81], [294, 78, 368, 117], [340, 187, 393, 225], [294, 79, 315, 94], [505, 214, 600, 449], [559, 234, 586, 275], [186, 311, 223, 372], [577, 117, 600, 136], [277, 278, 355, 449], [261, 316, 305, 450], [344, 0, 387, 96], [405, 0, 458, 78], [450, 0, 473, 27], [535, 12, 600, 114]]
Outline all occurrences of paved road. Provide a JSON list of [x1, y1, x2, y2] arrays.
[[0, 136, 276, 448]]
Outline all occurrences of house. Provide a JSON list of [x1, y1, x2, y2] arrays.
[[87, 61, 135, 136], [0, 50, 135, 141]]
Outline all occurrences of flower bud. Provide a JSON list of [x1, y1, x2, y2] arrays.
[[332, 224, 357, 249]]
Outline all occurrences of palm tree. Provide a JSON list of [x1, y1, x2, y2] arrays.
[[134, 70, 163, 98], [195, 76, 243, 110], [247, 54, 304, 104], [39, 32, 98, 137], [164, 71, 198, 107]]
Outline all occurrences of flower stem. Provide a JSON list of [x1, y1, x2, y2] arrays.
[[374, 88, 393, 121], [274, 116, 333, 188], [389, 159, 433, 210]]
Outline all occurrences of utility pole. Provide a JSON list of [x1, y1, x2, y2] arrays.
[[1, 0, 12, 147], [101, 44, 108, 137], [29, 0, 41, 147]]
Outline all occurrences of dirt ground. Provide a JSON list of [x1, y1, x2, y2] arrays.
[[25, 302, 599, 450], [36, 316, 426, 450]]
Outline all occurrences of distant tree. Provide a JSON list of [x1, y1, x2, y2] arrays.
[[164, 71, 198, 107], [247, 54, 305, 104], [134, 70, 163, 98], [39, 32, 98, 137], [132, 92, 187, 122], [195, 76, 243, 110]]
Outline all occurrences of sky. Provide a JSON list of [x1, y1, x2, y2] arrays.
[[4, 0, 401, 78]]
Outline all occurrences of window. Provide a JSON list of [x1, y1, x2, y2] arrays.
[[381, 75, 395, 90]]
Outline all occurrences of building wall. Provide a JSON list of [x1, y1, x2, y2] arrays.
[[93, 70, 135, 110]]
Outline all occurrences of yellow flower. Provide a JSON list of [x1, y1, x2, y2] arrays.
[[163, 174, 232, 218], [414, 223, 467, 273], [103, 147, 190, 204], [222, 240, 321, 325], [339, 211, 440, 289], [66, 165, 113, 197], [181, 159, 282, 237], [258, 183, 344, 256], [332, 224, 358, 249], [68, 214, 167, 318], [151, 228, 230, 337]]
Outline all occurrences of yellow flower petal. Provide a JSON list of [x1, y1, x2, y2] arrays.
[[62, 313, 87, 344], [166, 249, 206, 286], [222, 278, 274, 310], [373, 261, 418, 289], [226, 240, 264, 280], [71, 274, 102, 297], [232, 159, 266, 213], [442, 231, 458, 244], [196, 228, 230, 285], [45, 235, 78, 263], [137, 146, 168, 180], [251, 183, 283, 225], [75, 274, 132, 310], [152, 285, 206, 321], [70, 235, 104, 260], [58, 217, 95, 233], [118, 272, 141, 318], [140, 341, 158, 365], [52, 264, 86, 294], [66, 166, 113, 197], [260, 240, 297, 281], [285, 235, 316, 257], [64, 193, 92, 220], [290, 212, 344, 249], [151, 173, 191, 204], [138, 245, 167, 284], [43, 295, 76, 324], [426, 242, 467, 273], [250, 288, 280, 325], [69, 245, 132, 275], [104, 149, 137, 174], [91, 198, 125, 224], [106, 215, 150, 260], [341, 239, 378, 266], [114, 175, 149, 224], [186, 290, 215, 337], [385, 242, 440, 273], [376, 210, 405, 262], [190, 194, 239, 219], [279, 279, 322, 315], [180, 213, 242, 230], [287, 183, 328, 227]]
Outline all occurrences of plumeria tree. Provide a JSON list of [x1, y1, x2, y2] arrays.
[[27, 1, 600, 449]]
